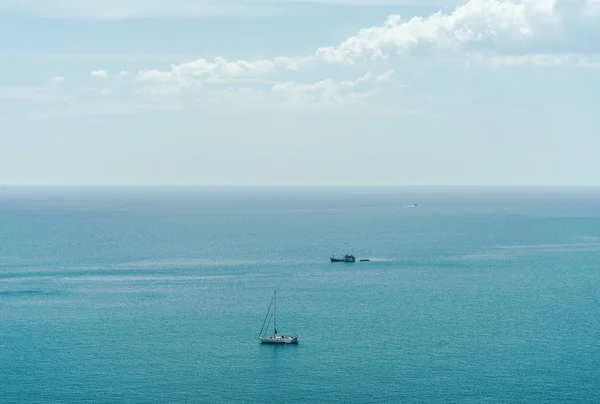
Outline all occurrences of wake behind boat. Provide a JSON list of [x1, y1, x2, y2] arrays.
[[258, 291, 299, 344]]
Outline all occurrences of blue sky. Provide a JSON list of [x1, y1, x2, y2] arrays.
[[1, 0, 599, 186]]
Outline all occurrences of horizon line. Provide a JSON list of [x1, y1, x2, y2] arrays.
[[2, 184, 600, 188]]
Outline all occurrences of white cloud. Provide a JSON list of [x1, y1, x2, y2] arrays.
[[151, 69, 413, 116], [128, 70, 399, 113], [91, 70, 108, 78], [135, 56, 311, 92], [38, 0, 600, 109], [272, 70, 394, 105], [124, 0, 571, 91], [273, 70, 393, 93], [315, 0, 558, 63]]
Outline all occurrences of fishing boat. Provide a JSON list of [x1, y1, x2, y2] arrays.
[[258, 291, 299, 344], [330, 254, 356, 262]]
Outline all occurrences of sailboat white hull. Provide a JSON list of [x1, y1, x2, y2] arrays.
[[258, 291, 298, 344], [259, 335, 299, 344]]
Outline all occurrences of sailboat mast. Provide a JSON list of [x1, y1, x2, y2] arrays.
[[274, 291, 277, 335]]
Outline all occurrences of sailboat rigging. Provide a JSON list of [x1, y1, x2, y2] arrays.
[[258, 291, 299, 344]]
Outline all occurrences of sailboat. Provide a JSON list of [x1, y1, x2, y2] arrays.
[[258, 291, 299, 344]]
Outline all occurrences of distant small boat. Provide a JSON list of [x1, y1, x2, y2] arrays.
[[360, 259, 370, 262], [330, 254, 356, 263], [258, 291, 299, 344]]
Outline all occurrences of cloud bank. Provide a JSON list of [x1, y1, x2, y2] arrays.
[[123, 0, 600, 93], [15, 0, 600, 108]]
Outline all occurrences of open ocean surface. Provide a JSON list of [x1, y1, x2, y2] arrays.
[[1, 186, 600, 403]]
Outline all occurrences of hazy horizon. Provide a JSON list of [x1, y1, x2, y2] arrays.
[[3, 184, 600, 188]]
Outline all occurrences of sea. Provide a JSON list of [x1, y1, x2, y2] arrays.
[[1, 186, 600, 403]]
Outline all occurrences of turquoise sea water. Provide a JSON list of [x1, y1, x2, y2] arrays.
[[1, 186, 600, 403]]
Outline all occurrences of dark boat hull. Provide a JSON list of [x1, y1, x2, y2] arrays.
[[330, 258, 355, 262]]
